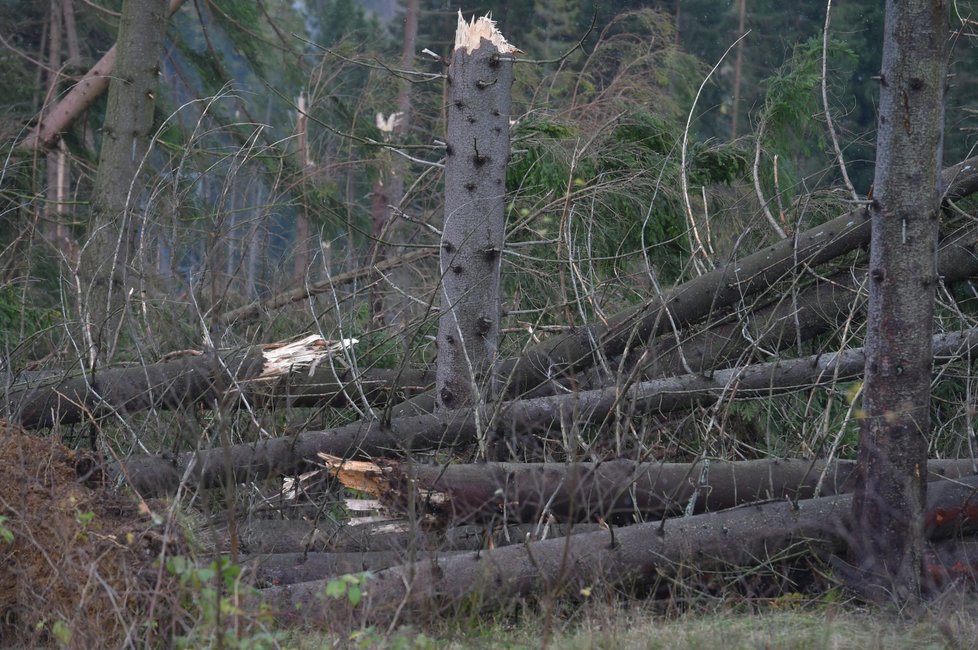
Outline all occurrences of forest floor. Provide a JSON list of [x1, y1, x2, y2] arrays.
[[5, 426, 978, 648], [288, 597, 978, 649]]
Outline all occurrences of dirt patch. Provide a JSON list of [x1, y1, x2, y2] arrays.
[[0, 426, 188, 648]]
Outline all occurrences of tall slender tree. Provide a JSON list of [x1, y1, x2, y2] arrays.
[[81, 0, 169, 363], [850, 0, 948, 604]]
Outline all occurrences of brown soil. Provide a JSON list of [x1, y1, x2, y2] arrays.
[[0, 425, 187, 648]]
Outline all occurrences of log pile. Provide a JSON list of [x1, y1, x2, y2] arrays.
[[7, 128, 978, 633]]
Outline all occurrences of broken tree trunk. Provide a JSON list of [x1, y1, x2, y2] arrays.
[[261, 475, 978, 627], [321, 455, 978, 527], [5, 335, 361, 429], [435, 13, 517, 412], [393, 154, 978, 416], [119, 328, 978, 496]]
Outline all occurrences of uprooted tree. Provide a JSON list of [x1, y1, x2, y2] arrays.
[[4, 1, 978, 644]]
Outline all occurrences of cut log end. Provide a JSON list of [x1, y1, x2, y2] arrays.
[[454, 11, 520, 55]]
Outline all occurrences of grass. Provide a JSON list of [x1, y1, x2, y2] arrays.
[[287, 594, 978, 649]]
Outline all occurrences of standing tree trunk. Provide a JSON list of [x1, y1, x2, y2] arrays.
[[82, 0, 169, 363], [292, 93, 311, 289], [730, 0, 746, 140], [18, 0, 185, 153], [435, 14, 517, 414], [850, 0, 948, 604]]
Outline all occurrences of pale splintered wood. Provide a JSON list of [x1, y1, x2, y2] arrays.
[[453, 11, 520, 54], [247, 335, 357, 383]]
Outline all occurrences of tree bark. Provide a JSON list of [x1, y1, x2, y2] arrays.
[[851, 0, 948, 604], [325, 456, 978, 527], [394, 154, 978, 416], [435, 14, 516, 411], [81, 0, 169, 363], [261, 475, 978, 627], [118, 328, 978, 496], [4, 336, 370, 429]]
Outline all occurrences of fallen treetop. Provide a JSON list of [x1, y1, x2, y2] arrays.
[[119, 327, 978, 496], [392, 155, 978, 416]]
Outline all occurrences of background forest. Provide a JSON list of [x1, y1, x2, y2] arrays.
[[2, 0, 978, 647], [0, 0, 928, 360]]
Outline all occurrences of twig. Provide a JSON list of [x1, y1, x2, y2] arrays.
[[681, 30, 752, 272], [821, 0, 859, 201]]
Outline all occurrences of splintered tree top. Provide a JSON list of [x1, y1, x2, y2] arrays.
[[454, 11, 520, 54]]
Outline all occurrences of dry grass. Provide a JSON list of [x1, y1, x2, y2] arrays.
[[426, 600, 978, 650]]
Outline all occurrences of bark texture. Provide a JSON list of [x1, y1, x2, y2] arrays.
[[851, 0, 948, 603], [435, 14, 515, 411], [262, 475, 978, 627], [82, 0, 169, 362]]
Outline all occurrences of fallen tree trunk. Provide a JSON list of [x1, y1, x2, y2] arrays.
[[120, 328, 978, 496], [242, 524, 599, 587], [219, 248, 435, 325], [639, 223, 978, 379], [2, 336, 395, 429], [247, 550, 466, 587], [321, 456, 978, 526], [261, 474, 978, 627], [392, 156, 978, 416]]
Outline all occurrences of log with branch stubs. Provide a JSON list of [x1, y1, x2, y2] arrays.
[[260, 476, 978, 627], [119, 327, 978, 497], [435, 13, 517, 412]]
